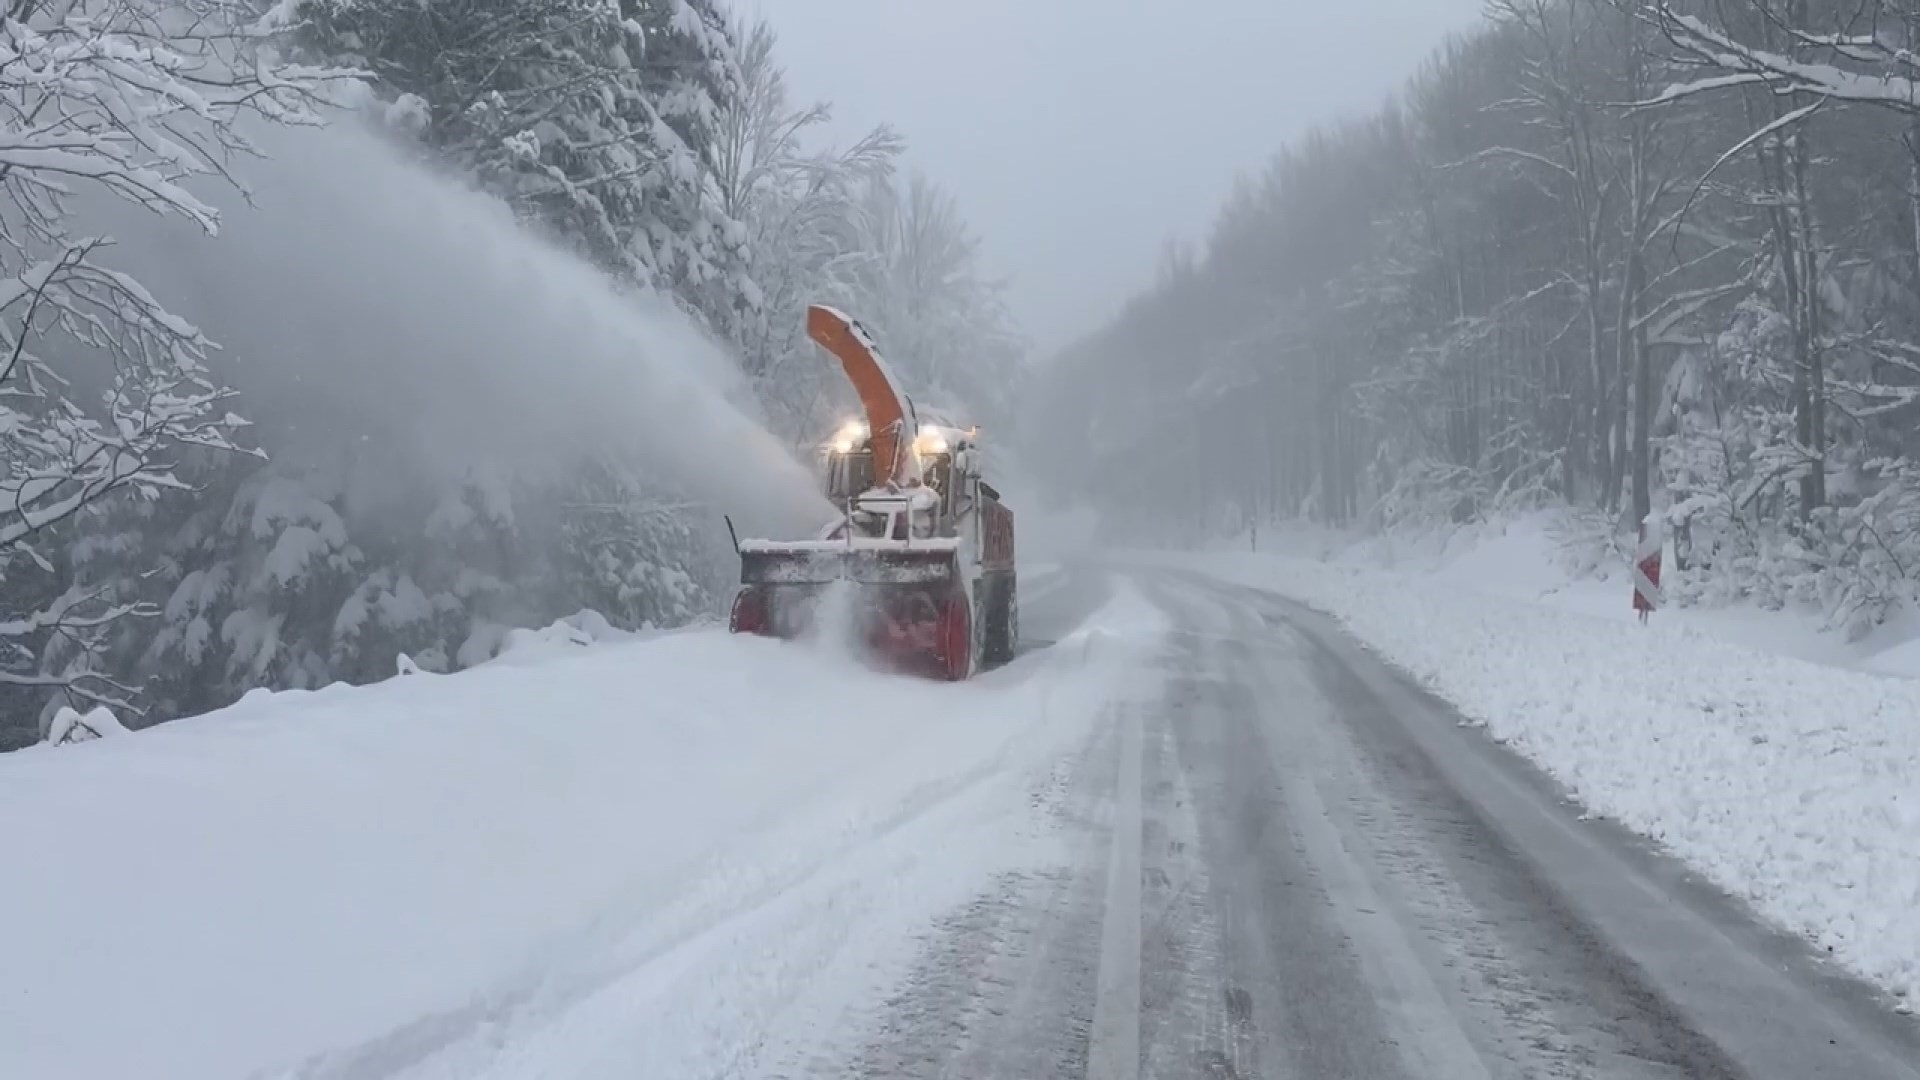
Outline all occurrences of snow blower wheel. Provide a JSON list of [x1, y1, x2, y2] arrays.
[[729, 586, 767, 636], [939, 591, 973, 682]]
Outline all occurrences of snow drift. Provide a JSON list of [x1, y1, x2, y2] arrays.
[[1232, 512, 1920, 674], [0, 584, 1167, 1079]]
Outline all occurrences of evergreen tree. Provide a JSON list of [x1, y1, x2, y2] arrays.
[[298, 0, 750, 318]]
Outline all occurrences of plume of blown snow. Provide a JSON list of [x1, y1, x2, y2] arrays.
[[72, 115, 829, 538]]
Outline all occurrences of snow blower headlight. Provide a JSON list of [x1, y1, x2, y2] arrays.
[[829, 417, 868, 453]]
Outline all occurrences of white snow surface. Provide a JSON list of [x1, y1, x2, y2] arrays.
[[0, 585, 1167, 1080], [1173, 521, 1920, 1008], [1240, 513, 1920, 674], [43, 704, 128, 744]]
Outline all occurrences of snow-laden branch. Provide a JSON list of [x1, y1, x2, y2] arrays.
[[43, 703, 129, 743], [1637, 70, 1771, 107], [1440, 144, 1577, 182], [1635, 279, 1746, 341], [1647, 8, 1920, 114], [0, 583, 146, 639], [1828, 377, 1920, 416], [0, 0, 357, 732], [1671, 97, 1827, 222], [0, 579, 152, 717]]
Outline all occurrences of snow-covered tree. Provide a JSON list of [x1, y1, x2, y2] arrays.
[[843, 173, 1024, 431], [555, 458, 719, 632], [706, 20, 1019, 444], [707, 18, 902, 444], [297, 0, 750, 328], [0, 0, 350, 744]]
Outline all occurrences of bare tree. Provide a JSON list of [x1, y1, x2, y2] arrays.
[[851, 172, 1023, 428]]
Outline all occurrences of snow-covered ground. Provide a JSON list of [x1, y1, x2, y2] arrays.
[[0, 584, 1167, 1080], [1240, 513, 1920, 676], [1172, 517, 1920, 1010]]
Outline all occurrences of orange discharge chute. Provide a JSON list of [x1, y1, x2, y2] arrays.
[[807, 304, 914, 486]]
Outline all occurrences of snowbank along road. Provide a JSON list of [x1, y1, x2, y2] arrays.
[[5, 563, 1919, 1079]]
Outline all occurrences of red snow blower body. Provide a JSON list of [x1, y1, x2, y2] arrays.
[[727, 305, 1017, 680]]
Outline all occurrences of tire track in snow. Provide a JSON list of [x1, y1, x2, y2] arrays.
[[283, 666, 1122, 1076], [1086, 701, 1144, 1080], [845, 706, 1118, 1079]]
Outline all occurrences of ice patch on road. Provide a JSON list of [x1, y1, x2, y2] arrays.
[[0, 583, 1168, 1080], [1174, 550, 1920, 1009]]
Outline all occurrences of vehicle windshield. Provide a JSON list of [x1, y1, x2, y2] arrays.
[[824, 448, 875, 502]]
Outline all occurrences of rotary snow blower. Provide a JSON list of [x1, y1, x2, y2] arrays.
[[726, 305, 1017, 680]]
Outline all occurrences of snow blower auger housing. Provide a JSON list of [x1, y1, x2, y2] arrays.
[[727, 305, 1017, 681]]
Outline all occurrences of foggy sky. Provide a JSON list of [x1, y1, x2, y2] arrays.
[[749, 0, 1488, 357]]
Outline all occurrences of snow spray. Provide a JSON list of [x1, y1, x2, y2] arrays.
[[802, 579, 865, 666], [68, 114, 828, 538]]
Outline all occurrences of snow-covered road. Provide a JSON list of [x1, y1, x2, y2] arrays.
[[847, 567, 1920, 1079], [7, 563, 1918, 1079]]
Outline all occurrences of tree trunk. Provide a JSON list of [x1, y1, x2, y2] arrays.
[[1791, 122, 1826, 512]]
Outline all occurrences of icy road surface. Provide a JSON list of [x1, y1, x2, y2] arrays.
[[5, 566, 1918, 1079]]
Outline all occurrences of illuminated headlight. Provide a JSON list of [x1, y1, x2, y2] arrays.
[[918, 434, 949, 454], [829, 418, 868, 452]]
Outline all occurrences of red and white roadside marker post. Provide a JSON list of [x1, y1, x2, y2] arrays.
[[1632, 517, 1664, 624]]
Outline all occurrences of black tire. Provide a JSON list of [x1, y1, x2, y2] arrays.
[[1005, 582, 1019, 657], [982, 577, 1017, 665]]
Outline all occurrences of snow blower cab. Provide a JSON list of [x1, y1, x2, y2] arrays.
[[727, 305, 1017, 680]]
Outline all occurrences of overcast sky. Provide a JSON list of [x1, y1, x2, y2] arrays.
[[746, 0, 1488, 358]]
